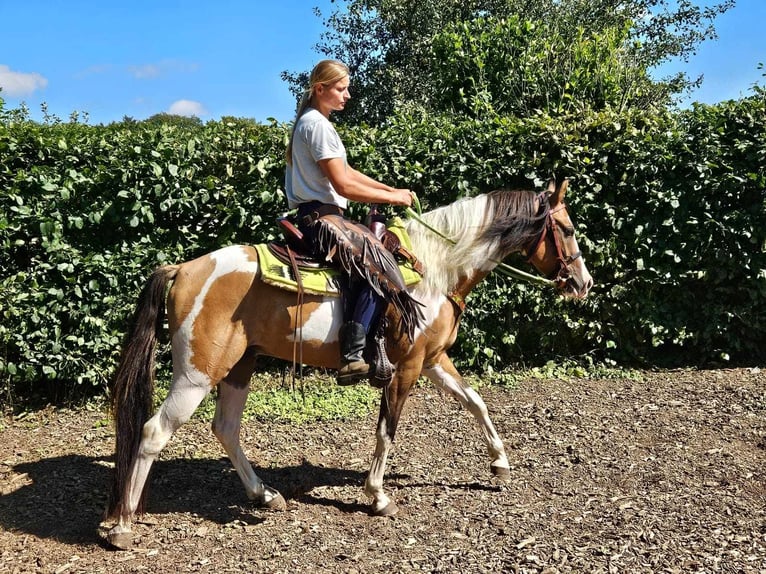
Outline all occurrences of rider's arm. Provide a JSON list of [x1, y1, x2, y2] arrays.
[[318, 157, 412, 207]]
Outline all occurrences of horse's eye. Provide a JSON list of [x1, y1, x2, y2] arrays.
[[560, 225, 575, 238]]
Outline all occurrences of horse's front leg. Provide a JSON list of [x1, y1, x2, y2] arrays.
[[422, 354, 511, 480], [364, 363, 421, 516]]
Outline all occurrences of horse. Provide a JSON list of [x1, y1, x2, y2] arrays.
[[104, 178, 593, 549]]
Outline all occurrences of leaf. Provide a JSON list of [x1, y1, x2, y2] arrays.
[[40, 221, 55, 236]]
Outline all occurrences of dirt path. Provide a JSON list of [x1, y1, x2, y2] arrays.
[[1, 369, 765, 573]]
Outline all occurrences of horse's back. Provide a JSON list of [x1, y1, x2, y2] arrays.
[[178, 244, 259, 279]]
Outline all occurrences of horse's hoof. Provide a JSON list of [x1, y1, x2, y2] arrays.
[[261, 493, 287, 511], [106, 531, 133, 550], [491, 465, 512, 482], [372, 501, 398, 517]]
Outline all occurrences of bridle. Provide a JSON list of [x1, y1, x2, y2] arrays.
[[525, 193, 583, 288]]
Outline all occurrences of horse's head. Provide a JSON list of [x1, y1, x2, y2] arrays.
[[526, 179, 593, 299]]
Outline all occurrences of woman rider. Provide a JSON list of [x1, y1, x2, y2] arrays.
[[284, 59, 419, 385]]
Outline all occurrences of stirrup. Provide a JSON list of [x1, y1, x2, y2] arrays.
[[369, 331, 394, 388]]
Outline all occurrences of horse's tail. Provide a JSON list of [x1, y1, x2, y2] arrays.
[[106, 264, 179, 520]]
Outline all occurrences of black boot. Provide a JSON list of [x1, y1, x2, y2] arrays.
[[337, 321, 370, 385]]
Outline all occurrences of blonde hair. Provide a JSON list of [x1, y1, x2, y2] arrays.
[[285, 60, 350, 164]]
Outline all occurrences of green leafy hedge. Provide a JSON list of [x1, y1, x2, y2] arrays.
[[0, 118, 288, 400], [1, 95, 764, 401]]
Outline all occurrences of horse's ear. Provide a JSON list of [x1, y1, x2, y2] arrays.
[[551, 178, 569, 207], [546, 178, 556, 193]]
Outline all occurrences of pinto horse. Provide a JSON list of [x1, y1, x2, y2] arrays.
[[105, 178, 592, 548]]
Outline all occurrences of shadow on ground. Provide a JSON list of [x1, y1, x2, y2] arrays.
[[0, 455, 403, 546]]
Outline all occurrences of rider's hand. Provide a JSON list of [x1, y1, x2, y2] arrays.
[[389, 188, 413, 207]]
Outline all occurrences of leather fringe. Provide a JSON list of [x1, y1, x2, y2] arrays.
[[314, 215, 424, 342]]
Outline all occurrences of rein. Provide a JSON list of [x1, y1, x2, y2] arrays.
[[404, 202, 554, 287]]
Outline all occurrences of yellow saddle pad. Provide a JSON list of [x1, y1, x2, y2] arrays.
[[256, 216, 422, 297]]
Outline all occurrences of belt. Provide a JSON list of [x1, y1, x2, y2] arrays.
[[298, 201, 344, 227]]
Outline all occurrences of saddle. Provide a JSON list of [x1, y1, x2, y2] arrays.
[[272, 215, 424, 276]]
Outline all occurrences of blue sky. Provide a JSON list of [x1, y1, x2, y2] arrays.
[[657, 0, 765, 105], [1, 0, 763, 125]]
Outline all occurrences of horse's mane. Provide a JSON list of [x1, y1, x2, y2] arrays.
[[405, 189, 545, 295]]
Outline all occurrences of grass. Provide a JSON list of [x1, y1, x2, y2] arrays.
[[154, 371, 381, 425], [189, 363, 641, 425], [466, 361, 643, 388]]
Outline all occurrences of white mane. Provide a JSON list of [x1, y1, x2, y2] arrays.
[[405, 194, 504, 296]]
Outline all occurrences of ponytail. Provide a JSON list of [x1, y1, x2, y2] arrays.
[[285, 89, 312, 165]]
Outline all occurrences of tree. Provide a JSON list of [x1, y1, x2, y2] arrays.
[[142, 113, 203, 128], [283, 0, 734, 125], [430, 16, 665, 116]]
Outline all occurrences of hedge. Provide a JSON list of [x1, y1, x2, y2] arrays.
[[1, 96, 764, 400]]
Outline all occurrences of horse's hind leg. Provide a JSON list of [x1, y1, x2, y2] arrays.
[[422, 354, 511, 480], [212, 354, 286, 511], [108, 379, 211, 548]]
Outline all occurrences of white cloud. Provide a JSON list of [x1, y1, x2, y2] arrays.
[[130, 64, 161, 79], [75, 64, 112, 79], [0, 64, 48, 97], [168, 99, 207, 117], [129, 59, 199, 80]]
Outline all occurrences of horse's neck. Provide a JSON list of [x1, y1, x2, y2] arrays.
[[449, 269, 492, 301], [409, 230, 499, 300], [407, 189, 542, 302]]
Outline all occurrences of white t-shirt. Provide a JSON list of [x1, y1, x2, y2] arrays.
[[285, 108, 348, 210]]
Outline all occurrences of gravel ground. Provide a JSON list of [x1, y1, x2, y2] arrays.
[[1, 368, 765, 573]]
